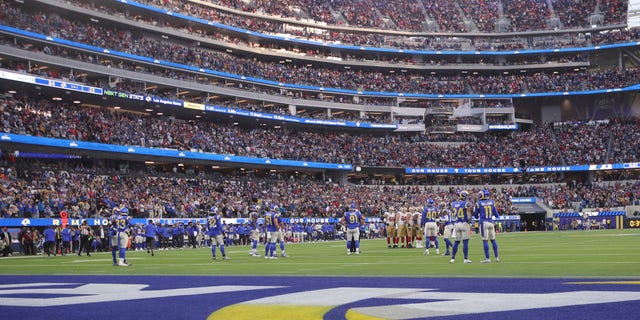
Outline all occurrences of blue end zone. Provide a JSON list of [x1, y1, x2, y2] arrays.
[[1, 276, 639, 320]]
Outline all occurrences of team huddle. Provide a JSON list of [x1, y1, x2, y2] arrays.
[[383, 190, 501, 263]]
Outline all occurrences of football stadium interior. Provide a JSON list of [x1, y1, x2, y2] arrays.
[[0, 0, 640, 319]]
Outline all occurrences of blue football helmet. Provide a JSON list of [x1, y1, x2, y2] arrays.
[[459, 190, 469, 199], [479, 189, 490, 199], [427, 198, 435, 206]]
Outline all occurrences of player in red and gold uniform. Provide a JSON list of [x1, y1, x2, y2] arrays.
[[397, 207, 409, 248], [411, 207, 423, 248], [383, 208, 398, 248]]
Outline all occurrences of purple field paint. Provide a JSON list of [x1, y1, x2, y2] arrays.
[[1, 276, 639, 320]]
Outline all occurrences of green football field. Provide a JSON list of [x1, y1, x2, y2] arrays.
[[1, 229, 639, 278]]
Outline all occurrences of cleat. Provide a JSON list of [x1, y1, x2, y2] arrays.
[[151, 252, 154, 256], [481, 259, 491, 263], [388, 245, 392, 248], [212, 257, 217, 261], [407, 244, 413, 248], [347, 251, 351, 255], [436, 249, 440, 255], [118, 258, 129, 267], [449, 259, 455, 264], [393, 245, 398, 248], [443, 251, 450, 256], [264, 255, 269, 259], [424, 249, 429, 255], [355, 251, 360, 255], [464, 259, 472, 264], [251, 253, 260, 257], [281, 253, 287, 258], [495, 257, 500, 262], [222, 256, 229, 260]]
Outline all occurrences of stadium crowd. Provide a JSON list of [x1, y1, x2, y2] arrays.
[[1, 96, 640, 169], [0, 5, 638, 98], [0, 157, 638, 222], [16, 0, 640, 56], [197, 0, 626, 32]]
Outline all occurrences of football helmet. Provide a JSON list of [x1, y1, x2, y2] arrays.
[[479, 189, 490, 199], [458, 190, 469, 199]]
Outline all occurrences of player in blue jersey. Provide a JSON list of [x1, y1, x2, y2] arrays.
[[341, 203, 365, 255], [248, 205, 261, 257], [43, 225, 57, 257], [207, 207, 228, 261], [60, 225, 71, 256], [439, 203, 454, 256], [474, 189, 500, 263], [450, 190, 472, 264], [421, 198, 440, 255], [145, 219, 157, 257], [264, 204, 281, 259], [274, 207, 288, 257], [110, 208, 132, 266]]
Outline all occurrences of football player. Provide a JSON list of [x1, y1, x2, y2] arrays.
[[110, 208, 132, 266], [474, 189, 500, 263], [421, 198, 440, 255], [405, 206, 417, 249], [412, 207, 423, 248], [207, 207, 228, 261], [274, 206, 287, 257], [450, 190, 473, 264], [264, 204, 281, 259], [341, 203, 365, 255], [439, 203, 454, 256], [397, 207, 409, 248], [248, 205, 261, 257], [383, 207, 398, 248]]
